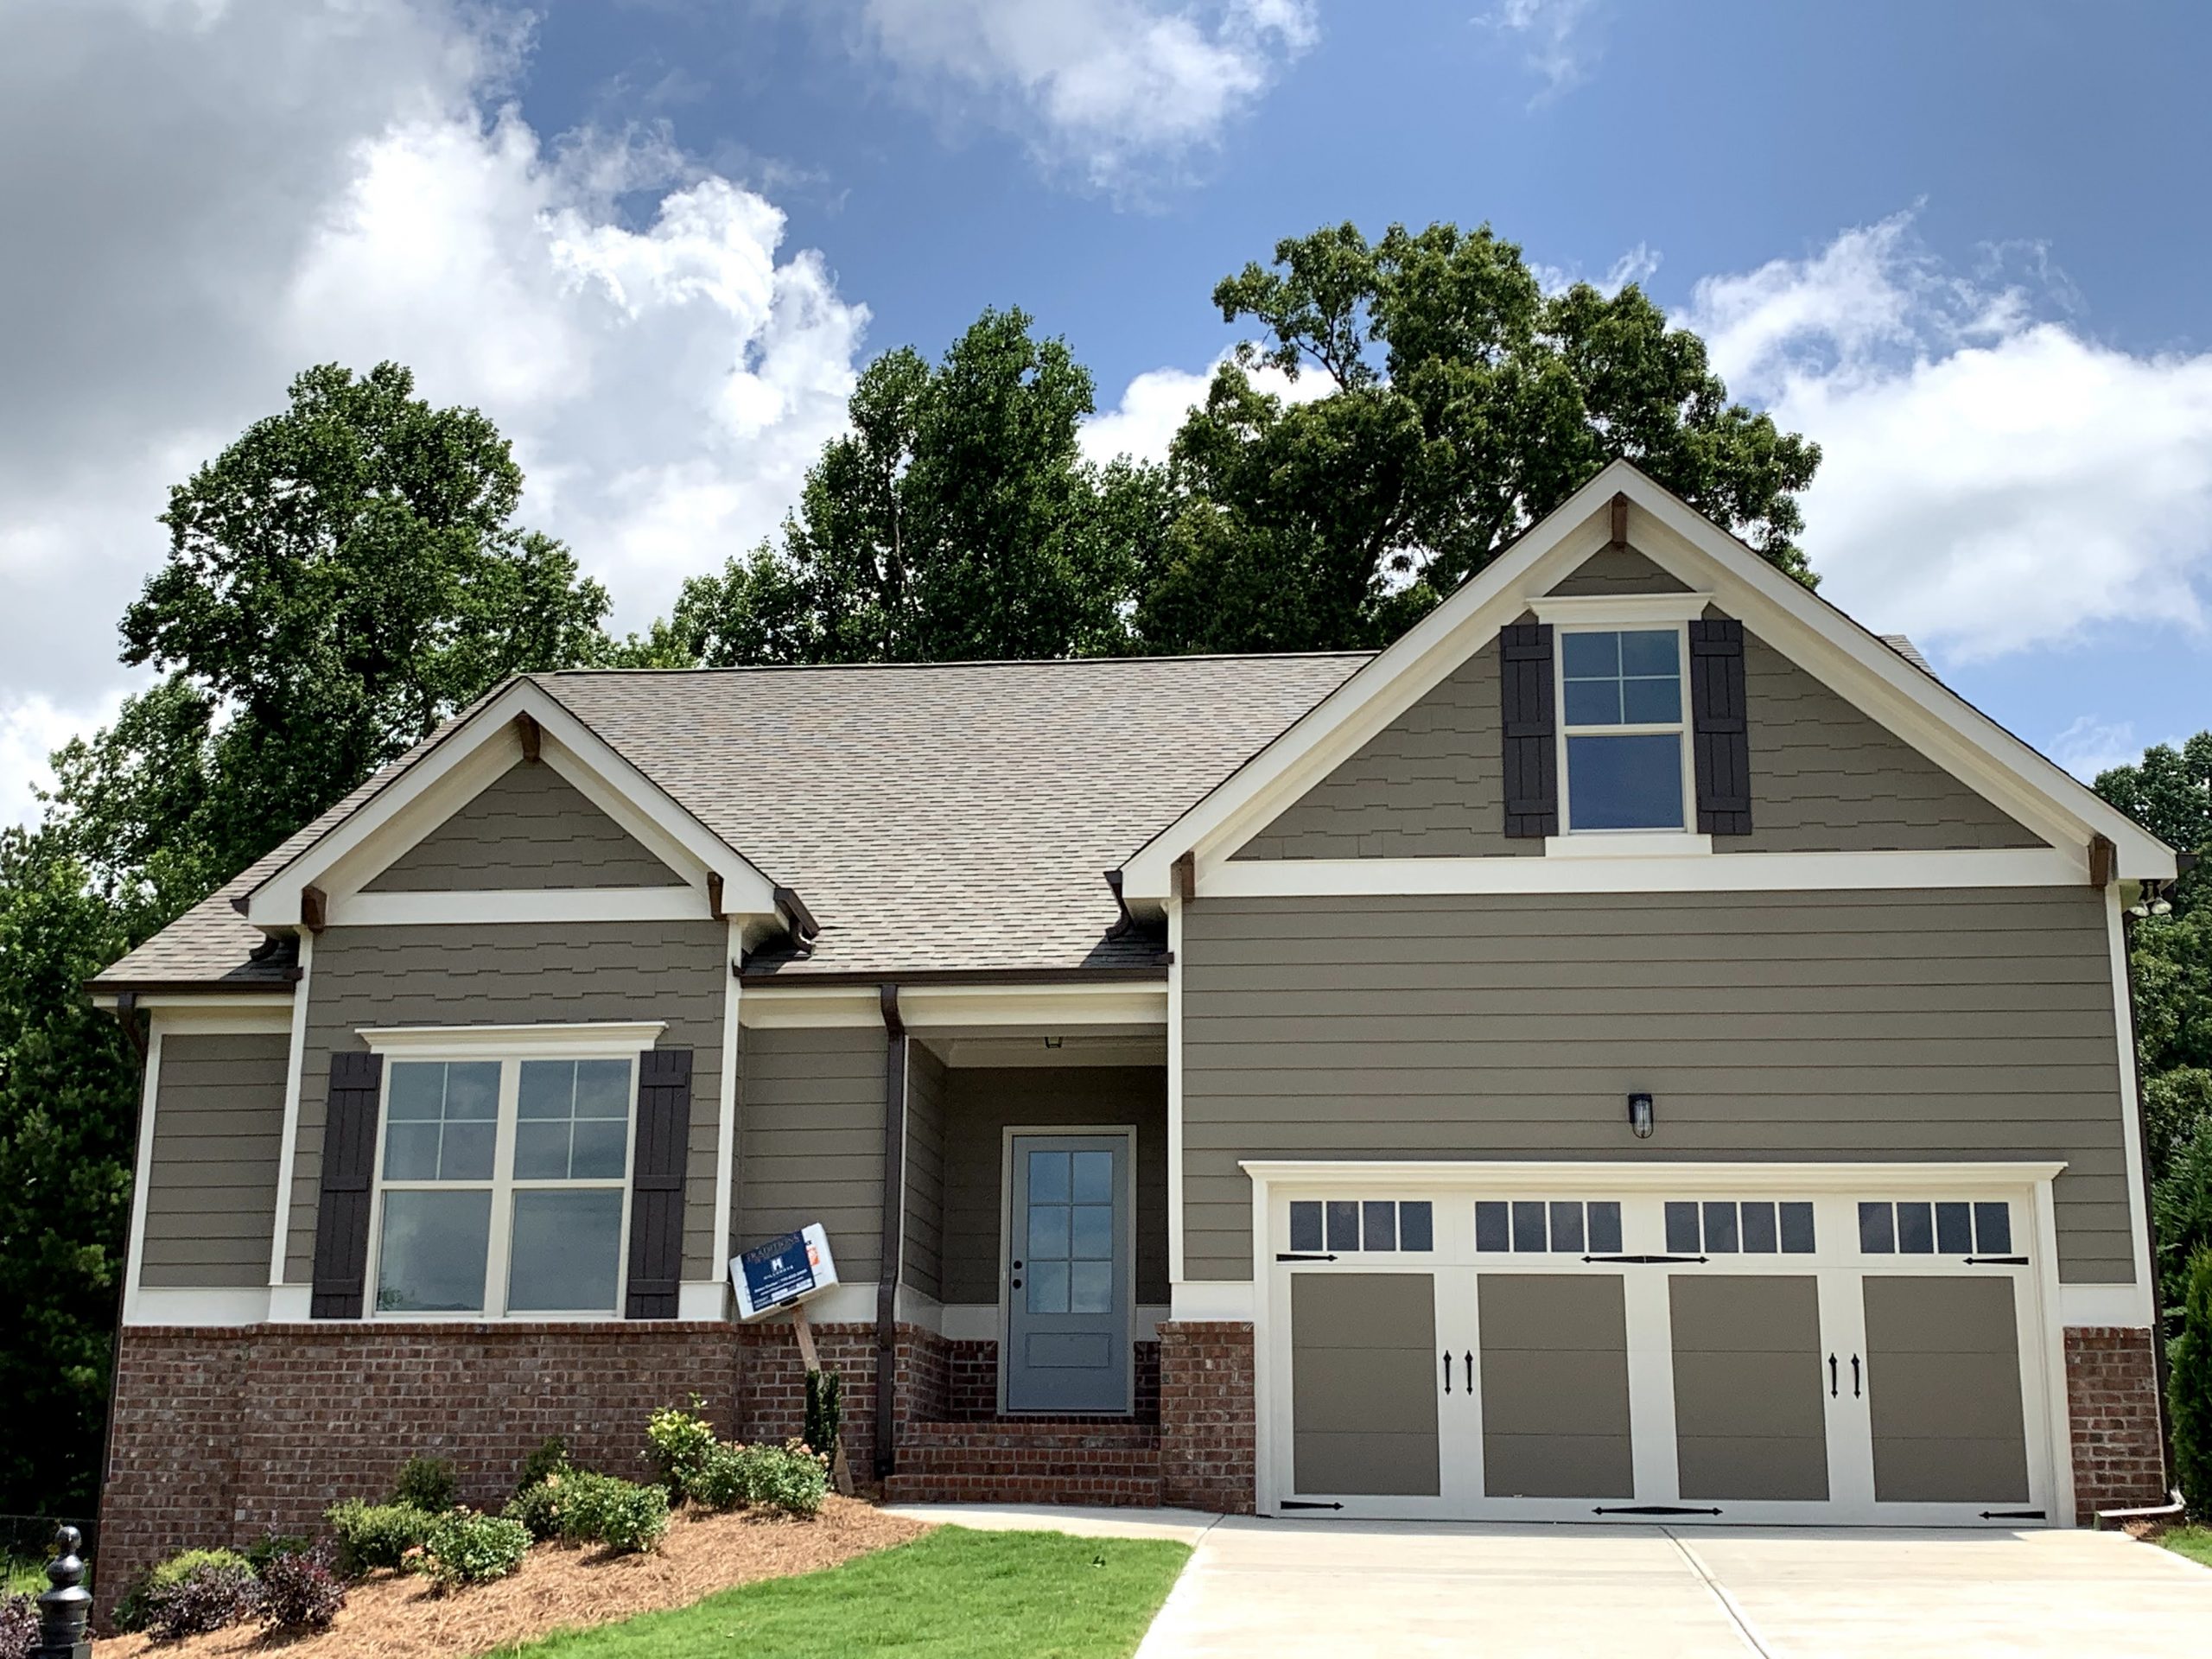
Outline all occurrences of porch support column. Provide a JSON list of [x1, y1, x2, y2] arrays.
[[874, 983, 906, 1479]]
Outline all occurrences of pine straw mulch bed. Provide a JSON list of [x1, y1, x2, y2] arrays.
[[103, 1497, 931, 1659]]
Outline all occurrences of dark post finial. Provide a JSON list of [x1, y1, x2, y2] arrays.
[[35, 1525, 92, 1659]]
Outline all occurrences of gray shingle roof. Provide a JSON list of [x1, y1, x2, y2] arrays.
[[93, 653, 1370, 990]]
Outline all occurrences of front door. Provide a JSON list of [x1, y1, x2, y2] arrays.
[[1005, 1132, 1132, 1413]]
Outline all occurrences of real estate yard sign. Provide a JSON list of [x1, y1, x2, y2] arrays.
[[731, 1223, 839, 1319]]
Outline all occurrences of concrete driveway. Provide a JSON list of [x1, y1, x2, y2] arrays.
[[1132, 1518, 2212, 1658]]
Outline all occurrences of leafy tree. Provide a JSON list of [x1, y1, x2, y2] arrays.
[[2172, 1247, 2212, 1516], [641, 308, 1146, 666], [1130, 221, 1822, 653]]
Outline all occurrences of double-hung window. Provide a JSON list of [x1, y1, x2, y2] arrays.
[[372, 1053, 635, 1318], [1559, 626, 1690, 832]]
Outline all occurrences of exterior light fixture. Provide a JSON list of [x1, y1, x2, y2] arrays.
[[2129, 882, 2176, 919], [1628, 1092, 1656, 1140]]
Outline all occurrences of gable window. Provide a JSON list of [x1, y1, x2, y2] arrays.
[[372, 1055, 634, 1317], [1560, 627, 1689, 831]]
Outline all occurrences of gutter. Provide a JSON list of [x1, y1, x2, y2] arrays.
[[874, 984, 906, 1483], [739, 964, 1167, 988]]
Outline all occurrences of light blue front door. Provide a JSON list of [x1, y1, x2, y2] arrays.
[[1006, 1133, 1131, 1413]]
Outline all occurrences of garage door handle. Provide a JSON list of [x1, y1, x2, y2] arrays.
[[1463, 1351, 1473, 1394], [1828, 1353, 1838, 1397], [1853, 1355, 1862, 1399], [1442, 1350, 1452, 1394]]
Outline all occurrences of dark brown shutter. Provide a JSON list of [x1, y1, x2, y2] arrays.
[[625, 1047, 693, 1319], [310, 1051, 385, 1319], [1689, 619, 1752, 835], [1500, 622, 1558, 837]]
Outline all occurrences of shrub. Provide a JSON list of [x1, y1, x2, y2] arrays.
[[242, 1530, 315, 1573], [503, 1473, 566, 1542], [556, 1473, 670, 1554], [113, 1548, 255, 1634], [143, 1557, 260, 1642], [254, 1541, 346, 1634], [391, 1455, 459, 1514], [517, 1435, 571, 1493], [327, 1500, 432, 1576], [687, 1440, 830, 1517], [645, 1402, 718, 1501], [0, 1594, 35, 1659], [804, 1369, 843, 1465], [419, 1511, 532, 1590], [2173, 1244, 2212, 1517]]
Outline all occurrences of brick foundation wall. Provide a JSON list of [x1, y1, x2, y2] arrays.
[[1158, 1320, 1255, 1514], [938, 1338, 1161, 1424], [2064, 1325, 2166, 1522]]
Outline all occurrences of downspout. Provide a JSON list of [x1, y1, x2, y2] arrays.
[[874, 984, 906, 1482]]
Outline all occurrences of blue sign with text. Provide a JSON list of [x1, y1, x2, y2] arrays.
[[730, 1223, 837, 1320]]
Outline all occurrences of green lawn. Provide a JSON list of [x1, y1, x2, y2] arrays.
[[492, 1527, 1190, 1659], [3, 1556, 41, 1597], [2160, 1526, 2212, 1569]]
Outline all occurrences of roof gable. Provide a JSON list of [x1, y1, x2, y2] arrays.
[[361, 760, 683, 893]]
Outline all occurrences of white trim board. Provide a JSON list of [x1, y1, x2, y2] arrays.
[[1239, 1158, 2069, 1191], [740, 980, 1169, 1032], [355, 1020, 667, 1058], [1120, 461, 2175, 897], [1200, 846, 2088, 898], [327, 887, 708, 927], [124, 1287, 273, 1327]]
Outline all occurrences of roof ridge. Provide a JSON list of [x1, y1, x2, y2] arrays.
[[549, 650, 1378, 677]]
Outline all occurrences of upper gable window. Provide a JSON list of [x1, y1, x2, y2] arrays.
[[1559, 627, 1688, 832]]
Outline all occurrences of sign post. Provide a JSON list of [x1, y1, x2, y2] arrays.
[[731, 1224, 853, 1495]]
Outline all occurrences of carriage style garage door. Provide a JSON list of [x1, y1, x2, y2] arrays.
[[1260, 1167, 2060, 1526]]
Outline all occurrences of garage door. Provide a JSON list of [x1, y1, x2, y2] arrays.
[[1265, 1181, 2054, 1525]]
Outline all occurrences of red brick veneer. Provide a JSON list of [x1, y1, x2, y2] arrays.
[[1157, 1320, 1255, 1514], [2063, 1325, 2166, 1522]]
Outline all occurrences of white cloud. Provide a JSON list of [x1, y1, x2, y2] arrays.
[[839, 0, 1318, 191], [1080, 353, 1332, 467], [1535, 239, 1660, 298], [2047, 715, 2152, 784], [0, 0, 869, 827], [1484, 0, 1604, 100], [1683, 212, 2212, 663]]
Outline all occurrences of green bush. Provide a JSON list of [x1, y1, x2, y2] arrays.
[[326, 1499, 433, 1576], [516, 1435, 571, 1493], [645, 1402, 719, 1500], [241, 1530, 314, 1573], [111, 1548, 256, 1633], [688, 1440, 831, 1517], [556, 1472, 671, 1554], [419, 1511, 532, 1589], [689, 1443, 753, 1512], [502, 1472, 569, 1542], [2173, 1245, 2212, 1516], [142, 1556, 260, 1641], [391, 1455, 459, 1514], [804, 1369, 843, 1464]]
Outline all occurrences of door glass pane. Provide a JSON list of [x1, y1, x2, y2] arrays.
[[1068, 1261, 1113, 1315], [1399, 1201, 1433, 1251], [1289, 1200, 1323, 1252], [376, 1190, 491, 1313], [1028, 1151, 1070, 1203], [1703, 1202, 1740, 1253], [1859, 1202, 1896, 1254], [1665, 1201, 1700, 1254], [1549, 1201, 1585, 1254], [1780, 1202, 1816, 1253], [1974, 1202, 2012, 1254], [1027, 1260, 1069, 1314], [1028, 1205, 1069, 1260], [1363, 1202, 1397, 1251], [1897, 1202, 1935, 1254], [1325, 1200, 1360, 1252], [1936, 1202, 1974, 1255], [506, 1190, 622, 1313], [1475, 1201, 1510, 1253], [1071, 1151, 1114, 1202], [1587, 1201, 1623, 1254], [1511, 1200, 1548, 1253], [1567, 734, 1685, 830], [1740, 1202, 1778, 1253], [1070, 1205, 1114, 1260]]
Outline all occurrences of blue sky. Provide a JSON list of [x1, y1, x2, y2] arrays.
[[4, 0, 2210, 822]]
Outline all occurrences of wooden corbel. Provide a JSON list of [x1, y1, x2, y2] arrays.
[[301, 885, 328, 934], [2088, 835, 2115, 890], [513, 711, 542, 763], [1173, 851, 1197, 903], [1609, 491, 1630, 549]]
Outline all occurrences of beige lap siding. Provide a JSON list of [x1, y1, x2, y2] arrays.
[[283, 920, 728, 1287], [1179, 889, 2133, 1282], [902, 1043, 948, 1300], [737, 1026, 887, 1282], [140, 1033, 289, 1288]]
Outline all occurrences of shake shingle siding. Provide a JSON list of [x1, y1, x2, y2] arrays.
[[141, 1033, 289, 1287], [286, 922, 727, 1285], [1179, 889, 2131, 1283], [364, 762, 677, 891]]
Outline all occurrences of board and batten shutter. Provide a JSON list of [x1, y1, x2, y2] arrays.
[[625, 1047, 692, 1320], [309, 1051, 385, 1319], [1688, 619, 1753, 836], [1499, 621, 1558, 837]]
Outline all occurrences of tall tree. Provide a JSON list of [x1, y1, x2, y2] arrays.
[[641, 308, 1146, 666], [1133, 221, 1822, 653]]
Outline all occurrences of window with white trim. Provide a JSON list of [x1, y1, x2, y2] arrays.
[[373, 1056, 634, 1316], [1559, 626, 1689, 831]]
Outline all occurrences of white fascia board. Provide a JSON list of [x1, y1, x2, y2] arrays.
[[897, 982, 1168, 1031], [244, 679, 783, 927], [357, 1019, 667, 1058], [1530, 590, 1714, 624], [92, 991, 296, 1014], [143, 1001, 297, 1035], [1201, 846, 2088, 899], [1622, 482, 2175, 879], [1239, 1158, 2068, 1191], [325, 888, 709, 927], [738, 985, 885, 1028]]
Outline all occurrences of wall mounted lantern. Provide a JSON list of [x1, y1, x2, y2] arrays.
[[1628, 1092, 1656, 1140]]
